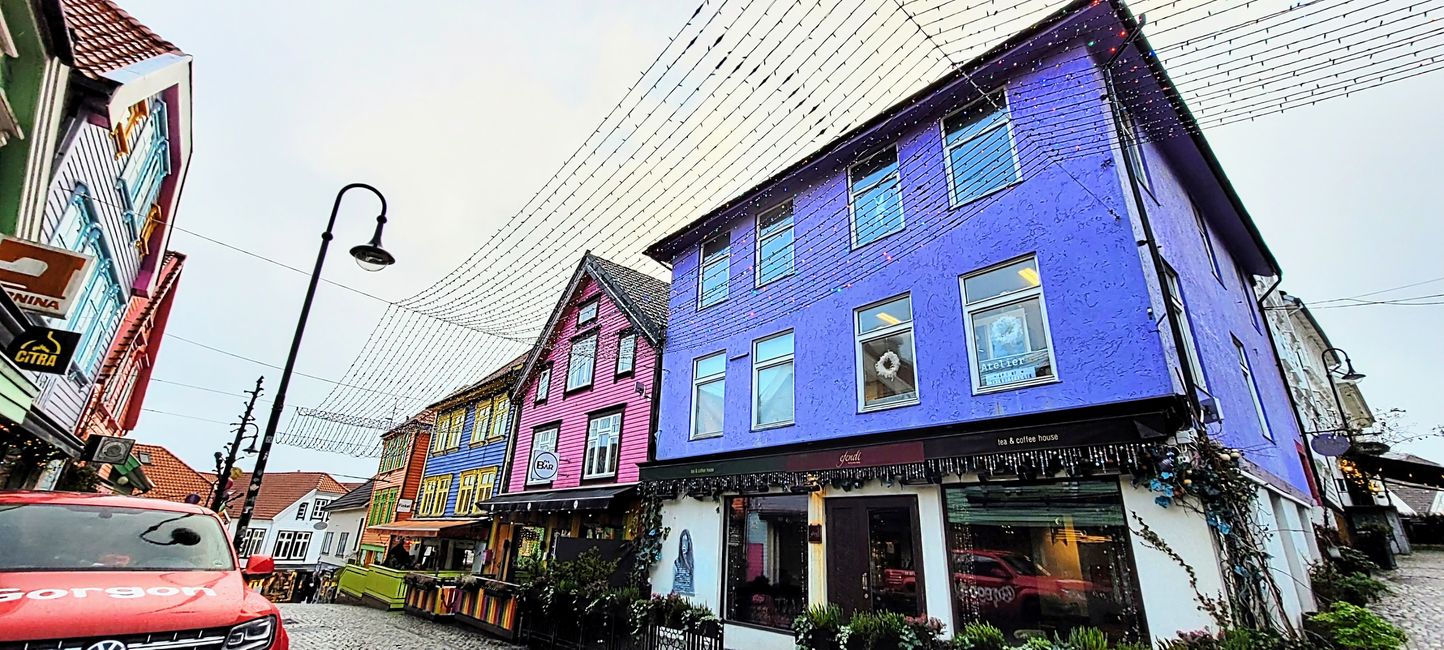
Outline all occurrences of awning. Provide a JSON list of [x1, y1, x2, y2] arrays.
[[367, 519, 486, 538], [482, 485, 635, 513], [1351, 454, 1444, 490]]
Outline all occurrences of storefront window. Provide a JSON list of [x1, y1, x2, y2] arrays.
[[943, 481, 1145, 644], [725, 495, 809, 630]]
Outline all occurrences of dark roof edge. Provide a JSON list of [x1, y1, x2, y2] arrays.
[[426, 360, 524, 411]]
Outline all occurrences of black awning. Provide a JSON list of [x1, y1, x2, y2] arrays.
[[1351, 455, 1444, 490], [483, 485, 636, 513]]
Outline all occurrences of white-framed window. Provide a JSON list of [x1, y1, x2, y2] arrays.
[[335, 532, 350, 557], [567, 333, 597, 391], [1119, 110, 1152, 194], [295, 503, 308, 520], [239, 528, 266, 557], [849, 147, 903, 248], [1192, 201, 1221, 280], [527, 426, 559, 485], [1235, 338, 1273, 441], [699, 233, 730, 308], [583, 412, 622, 479], [856, 294, 919, 410], [273, 531, 312, 561], [616, 331, 637, 375], [961, 256, 1058, 392], [943, 91, 1018, 206], [1164, 265, 1208, 392], [535, 364, 552, 402], [691, 352, 726, 439], [756, 202, 794, 285], [577, 299, 599, 326], [311, 499, 329, 520], [489, 398, 510, 441], [321, 531, 334, 555], [752, 331, 795, 428]]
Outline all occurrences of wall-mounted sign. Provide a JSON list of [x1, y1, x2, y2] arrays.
[[396, 498, 413, 513], [5, 326, 80, 374], [0, 235, 94, 318], [1312, 433, 1352, 457], [530, 451, 559, 483], [670, 530, 695, 596]]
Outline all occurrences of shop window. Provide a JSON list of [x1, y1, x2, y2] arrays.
[[724, 494, 809, 631], [856, 294, 918, 410], [691, 352, 726, 439], [943, 481, 1146, 644], [943, 91, 1018, 206], [962, 256, 1057, 391], [849, 147, 903, 247], [756, 201, 795, 285], [699, 233, 731, 308], [752, 330, 795, 428]]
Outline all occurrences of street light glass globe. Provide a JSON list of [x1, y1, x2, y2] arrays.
[[349, 244, 395, 272]]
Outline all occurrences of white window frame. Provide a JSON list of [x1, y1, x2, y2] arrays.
[[321, 531, 334, 555], [691, 352, 726, 440], [616, 331, 637, 376], [535, 364, 552, 402], [698, 233, 731, 309], [295, 502, 308, 520], [854, 294, 921, 411], [1235, 338, 1273, 441], [335, 532, 350, 557], [273, 531, 294, 559], [940, 90, 1021, 208], [847, 147, 904, 249], [289, 532, 312, 561], [311, 499, 330, 520], [566, 333, 598, 391], [960, 255, 1060, 394], [1192, 200, 1222, 280], [577, 298, 599, 326], [1164, 265, 1209, 392], [755, 201, 795, 286], [239, 528, 266, 557], [583, 412, 622, 479], [752, 331, 795, 429], [527, 426, 560, 486]]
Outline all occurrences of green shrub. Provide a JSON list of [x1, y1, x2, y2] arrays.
[[952, 622, 1007, 650], [1333, 547, 1380, 576], [1311, 562, 1392, 606], [1161, 628, 1316, 650], [1066, 627, 1110, 650], [794, 604, 845, 649], [1308, 602, 1407, 650], [839, 611, 907, 650]]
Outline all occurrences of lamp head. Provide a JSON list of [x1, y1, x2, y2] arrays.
[[350, 215, 395, 272], [1340, 360, 1365, 383]]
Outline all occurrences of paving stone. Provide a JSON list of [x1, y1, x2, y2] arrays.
[[1372, 549, 1444, 650], [278, 603, 520, 650]]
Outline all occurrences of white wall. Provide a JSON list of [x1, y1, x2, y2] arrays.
[[256, 488, 348, 568], [1120, 479, 1227, 644], [649, 496, 726, 612], [319, 508, 366, 569]]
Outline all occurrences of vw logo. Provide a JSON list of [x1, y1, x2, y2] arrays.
[[87, 641, 127, 650]]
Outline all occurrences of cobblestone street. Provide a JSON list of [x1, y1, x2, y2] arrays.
[[1375, 548, 1444, 650], [278, 604, 518, 650]]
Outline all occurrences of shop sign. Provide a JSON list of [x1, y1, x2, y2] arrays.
[[0, 235, 95, 318], [396, 498, 413, 513], [786, 441, 924, 472], [530, 451, 559, 483], [5, 326, 80, 374]]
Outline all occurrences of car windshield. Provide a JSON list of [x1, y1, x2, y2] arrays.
[[0, 503, 234, 572], [998, 552, 1050, 577]]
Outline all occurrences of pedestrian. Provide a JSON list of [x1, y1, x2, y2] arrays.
[[294, 573, 317, 604]]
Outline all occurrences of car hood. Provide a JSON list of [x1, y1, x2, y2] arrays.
[[0, 570, 273, 641]]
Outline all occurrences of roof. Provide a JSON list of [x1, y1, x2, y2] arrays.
[[326, 479, 375, 511], [366, 519, 485, 538], [96, 252, 184, 383], [513, 253, 670, 398], [57, 0, 182, 80], [643, 0, 1280, 278], [219, 471, 351, 520], [427, 352, 529, 410], [1385, 481, 1440, 516], [381, 409, 435, 440], [0, 490, 213, 515], [130, 443, 211, 504]]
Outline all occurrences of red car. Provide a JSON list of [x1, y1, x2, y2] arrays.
[[0, 491, 289, 649], [952, 549, 1104, 617]]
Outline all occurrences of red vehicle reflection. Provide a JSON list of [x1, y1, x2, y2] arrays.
[[951, 550, 1108, 623]]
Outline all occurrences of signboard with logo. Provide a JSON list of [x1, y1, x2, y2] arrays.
[[530, 451, 559, 483], [0, 235, 95, 318], [5, 326, 81, 374]]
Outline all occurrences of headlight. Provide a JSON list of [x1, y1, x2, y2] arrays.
[[226, 616, 275, 650]]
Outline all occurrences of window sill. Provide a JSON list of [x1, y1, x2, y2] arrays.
[[690, 432, 723, 441], [859, 397, 920, 414], [751, 421, 794, 432], [697, 299, 727, 312], [755, 270, 795, 290], [614, 370, 634, 381], [563, 384, 594, 396], [948, 178, 1022, 212], [724, 619, 796, 636], [971, 375, 1060, 396], [850, 225, 906, 252]]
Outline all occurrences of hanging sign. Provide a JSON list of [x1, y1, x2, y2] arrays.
[[0, 235, 95, 318], [530, 451, 559, 483], [5, 326, 81, 374], [1312, 433, 1351, 457]]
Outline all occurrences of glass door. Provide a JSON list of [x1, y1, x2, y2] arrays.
[[826, 496, 926, 617]]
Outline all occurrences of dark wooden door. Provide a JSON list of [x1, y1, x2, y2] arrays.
[[825, 495, 926, 617]]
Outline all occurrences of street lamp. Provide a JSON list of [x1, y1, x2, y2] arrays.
[[231, 184, 394, 552], [1322, 347, 1364, 434]]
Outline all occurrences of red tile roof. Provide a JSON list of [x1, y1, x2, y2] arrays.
[[219, 471, 351, 521], [131, 443, 211, 505], [59, 0, 182, 79]]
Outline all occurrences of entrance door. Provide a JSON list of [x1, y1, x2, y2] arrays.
[[825, 496, 926, 617]]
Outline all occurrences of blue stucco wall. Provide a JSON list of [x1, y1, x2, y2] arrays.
[[422, 391, 511, 517], [654, 49, 1180, 460]]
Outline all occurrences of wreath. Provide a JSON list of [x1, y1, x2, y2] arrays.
[[875, 350, 902, 380]]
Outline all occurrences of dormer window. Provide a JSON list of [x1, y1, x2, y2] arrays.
[[577, 299, 599, 326]]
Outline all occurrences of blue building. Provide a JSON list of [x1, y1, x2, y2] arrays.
[[639, 1, 1318, 646]]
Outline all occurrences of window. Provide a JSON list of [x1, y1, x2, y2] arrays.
[[1235, 338, 1273, 441], [724, 495, 808, 630], [379, 435, 407, 473], [311, 499, 329, 520], [577, 299, 599, 326], [944, 481, 1146, 643], [567, 333, 597, 391], [54, 188, 124, 379], [296, 503, 308, 520], [699, 233, 731, 308], [239, 528, 267, 557], [1192, 201, 1221, 280], [457, 471, 479, 515], [321, 531, 334, 555], [489, 397, 510, 441], [368, 488, 399, 526], [117, 99, 170, 231], [1118, 110, 1152, 194], [472, 402, 493, 445], [616, 331, 637, 376], [943, 91, 1017, 205], [752, 331, 795, 428], [535, 364, 552, 402], [433, 409, 464, 452], [849, 147, 903, 247], [527, 426, 559, 485], [756, 202, 794, 285], [1164, 265, 1208, 391], [962, 256, 1057, 391], [1238, 265, 1262, 331], [272, 531, 312, 561], [336, 532, 350, 557], [584, 412, 622, 479], [418, 476, 452, 517], [478, 468, 497, 502], [692, 352, 726, 439], [856, 294, 918, 409], [454, 468, 500, 513]]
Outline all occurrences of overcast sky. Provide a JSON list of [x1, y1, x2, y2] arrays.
[[120, 0, 1444, 484]]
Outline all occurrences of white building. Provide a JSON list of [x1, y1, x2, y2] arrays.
[[319, 479, 374, 571], [221, 471, 357, 573]]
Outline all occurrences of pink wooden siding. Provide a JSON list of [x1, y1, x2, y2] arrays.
[[508, 275, 658, 491]]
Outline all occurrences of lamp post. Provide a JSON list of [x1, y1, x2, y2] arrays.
[[1321, 347, 1365, 437], [231, 184, 395, 553]]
